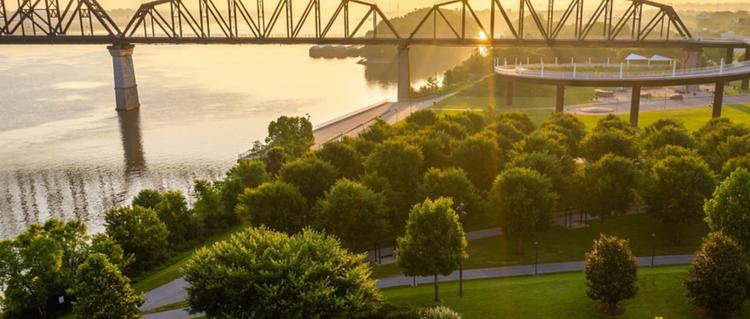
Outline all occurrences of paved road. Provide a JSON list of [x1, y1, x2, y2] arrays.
[[141, 278, 189, 312]]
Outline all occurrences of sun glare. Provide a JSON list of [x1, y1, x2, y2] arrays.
[[478, 31, 488, 40]]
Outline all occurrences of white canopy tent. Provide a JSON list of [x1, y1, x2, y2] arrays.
[[649, 54, 673, 65], [625, 53, 649, 65]]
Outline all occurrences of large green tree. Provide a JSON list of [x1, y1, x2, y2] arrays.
[[642, 124, 694, 152], [191, 179, 225, 233], [694, 118, 749, 170], [314, 179, 390, 252], [279, 157, 339, 204], [366, 140, 425, 220], [685, 232, 750, 318], [490, 167, 557, 252], [69, 254, 143, 319], [705, 168, 750, 253], [154, 190, 202, 244], [645, 156, 715, 232], [235, 181, 308, 233], [183, 227, 382, 318], [584, 234, 638, 315], [0, 219, 88, 318], [582, 154, 640, 219], [397, 198, 467, 303], [421, 167, 484, 227], [266, 115, 315, 158], [450, 134, 500, 190], [104, 206, 170, 271], [131, 189, 163, 210], [318, 141, 364, 179], [581, 128, 638, 161], [218, 160, 271, 224]]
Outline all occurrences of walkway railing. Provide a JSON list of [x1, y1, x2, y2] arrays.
[[494, 60, 750, 81]]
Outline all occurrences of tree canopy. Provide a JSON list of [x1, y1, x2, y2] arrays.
[[69, 254, 143, 319], [104, 206, 170, 271], [704, 168, 750, 253], [235, 181, 308, 233], [279, 157, 339, 204], [645, 155, 715, 227], [584, 234, 638, 315], [582, 154, 640, 219]]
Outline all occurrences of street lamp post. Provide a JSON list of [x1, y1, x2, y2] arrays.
[[534, 241, 539, 276], [651, 233, 657, 266], [458, 202, 466, 297]]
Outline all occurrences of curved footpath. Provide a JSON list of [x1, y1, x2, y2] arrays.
[[143, 254, 694, 319]]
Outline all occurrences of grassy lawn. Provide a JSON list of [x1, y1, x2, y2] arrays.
[[435, 86, 595, 112], [575, 104, 750, 131], [131, 225, 243, 293], [373, 213, 707, 278], [383, 265, 750, 319]]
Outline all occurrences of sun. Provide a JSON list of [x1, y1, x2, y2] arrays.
[[478, 31, 488, 40]]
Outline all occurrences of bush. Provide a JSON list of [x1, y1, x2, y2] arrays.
[[584, 234, 638, 315], [685, 232, 750, 318], [419, 306, 463, 319], [183, 227, 382, 318]]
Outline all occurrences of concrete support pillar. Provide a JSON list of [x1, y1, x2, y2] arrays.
[[743, 48, 749, 90], [505, 80, 513, 106], [630, 86, 641, 128], [726, 48, 735, 64], [555, 85, 565, 112], [713, 81, 725, 118], [397, 46, 411, 102], [683, 48, 702, 92], [108, 43, 140, 111]]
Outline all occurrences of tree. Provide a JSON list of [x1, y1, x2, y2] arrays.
[[69, 254, 143, 319], [490, 167, 557, 252], [0, 219, 88, 318], [645, 156, 715, 234], [104, 206, 170, 271], [685, 232, 750, 318], [183, 227, 382, 318], [544, 112, 586, 147], [643, 125, 694, 152], [722, 153, 750, 178], [279, 157, 339, 204], [88, 233, 133, 271], [581, 128, 638, 161], [397, 198, 467, 303], [313, 179, 390, 252], [264, 146, 287, 175], [318, 141, 364, 179], [705, 168, 750, 253], [519, 129, 570, 159], [266, 115, 315, 158], [583, 154, 640, 219], [450, 134, 500, 190], [593, 114, 635, 135], [421, 167, 484, 227], [235, 181, 308, 234], [497, 112, 536, 135], [584, 234, 638, 315], [405, 109, 438, 127], [366, 140, 425, 220], [509, 151, 575, 204], [191, 180, 225, 233], [154, 190, 202, 244], [694, 118, 749, 170], [219, 160, 271, 224], [131, 189, 163, 209]]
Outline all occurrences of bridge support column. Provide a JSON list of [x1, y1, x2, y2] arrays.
[[555, 85, 565, 112], [726, 48, 735, 64], [713, 81, 725, 118], [397, 46, 411, 102], [108, 43, 140, 111], [683, 48, 702, 93], [505, 81, 513, 106], [630, 86, 641, 128], [742, 49, 749, 90]]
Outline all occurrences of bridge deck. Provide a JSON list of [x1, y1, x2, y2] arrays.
[[494, 61, 750, 87]]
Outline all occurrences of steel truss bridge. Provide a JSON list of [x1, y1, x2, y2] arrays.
[[0, 0, 745, 48]]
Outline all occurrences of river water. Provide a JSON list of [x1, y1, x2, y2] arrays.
[[0, 44, 449, 238]]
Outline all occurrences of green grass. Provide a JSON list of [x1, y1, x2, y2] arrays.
[[373, 213, 707, 278], [575, 104, 750, 131], [435, 86, 595, 112], [131, 225, 243, 293], [141, 301, 190, 315], [383, 266, 750, 319]]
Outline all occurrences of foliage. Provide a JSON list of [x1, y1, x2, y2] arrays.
[[582, 154, 640, 219], [509, 151, 574, 203], [131, 189, 163, 209], [450, 134, 500, 190], [544, 112, 586, 147], [694, 118, 749, 170], [265, 115, 315, 158], [642, 125, 694, 152], [722, 153, 750, 178], [88, 233, 133, 271], [313, 179, 390, 252], [0, 219, 88, 318], [264, 146, 287, 175], [490, 167, 557, 252], [584, 234, 638, 315], [397, 198, 467, 302], [69, 254, 143, 319], [421, 167, 484, 227], [406, 109, 438, 127], [318, 141, 364, 179], [279, 157, 339, 204], [366, 140, 425, 223], [235, 181, 308, 233], [419, 306, 463, 319], [183, 227, 382, 319], [645, 156, 715, 227], [360, 119, 394, 143], [416, 132, 453, 169], [704, 168, 750, 253], [497, 112, 536, 135], [154, 190, 202, 244], [519, 129, 570, 159], [648, 145, 699, 161], [104, 206, 170, 272], [593, 114, 634, 135], [685, 232, 750, 318], [191, 179, 225, 232], [219, 160, 270, 225], [581, 128, 638, 161]]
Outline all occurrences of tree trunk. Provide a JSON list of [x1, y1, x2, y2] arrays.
[[433, 274, 440, 303]]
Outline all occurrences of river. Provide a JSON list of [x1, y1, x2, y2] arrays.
[[0, 44, 471, 239]]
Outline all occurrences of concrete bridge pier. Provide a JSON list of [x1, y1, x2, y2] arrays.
[[108, 43, 140, 111], [683, 48, 702, 92], [713, 81, 725, 118], [726, 48, 735, 64], [743, 49, 749, 90], [630, 86, 641, 128], [397, 46, 410, 102], [555, 85, 565, 112]]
